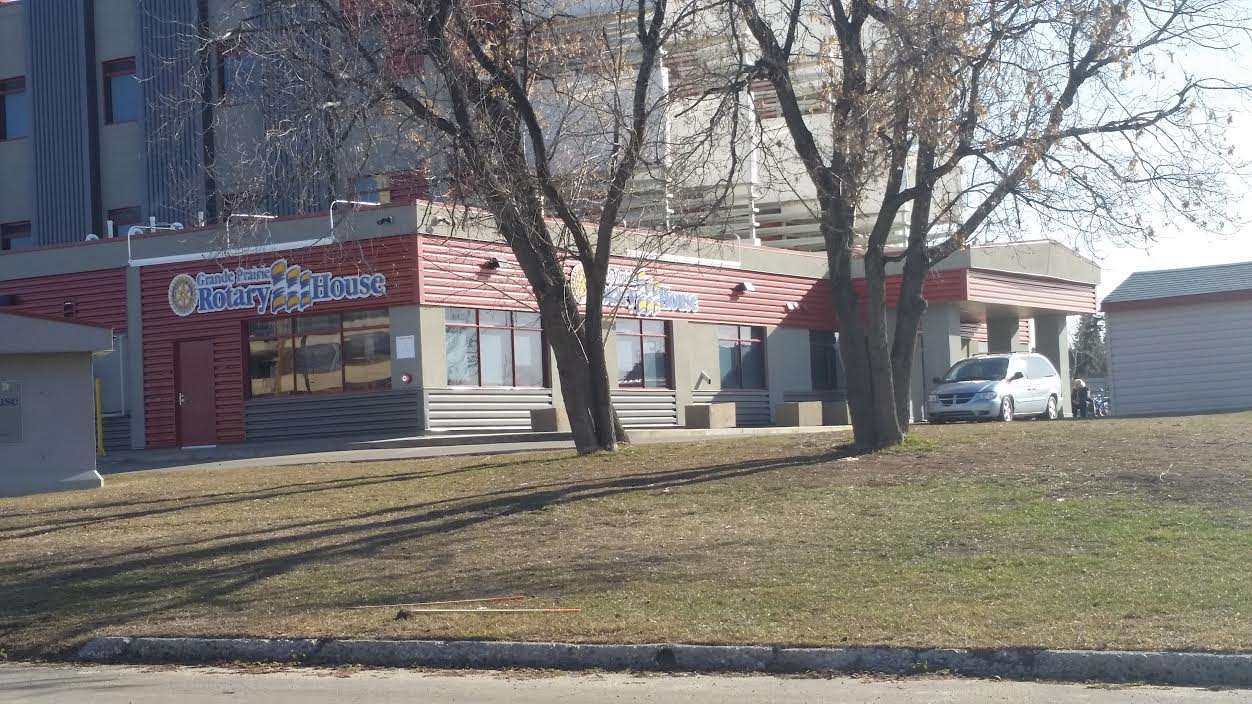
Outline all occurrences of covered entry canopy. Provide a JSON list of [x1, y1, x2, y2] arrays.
[[910, 241, 1101, 421], [0, 311, 115, 497]]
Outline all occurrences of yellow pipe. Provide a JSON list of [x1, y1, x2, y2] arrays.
[[95, 378, 105, 457]]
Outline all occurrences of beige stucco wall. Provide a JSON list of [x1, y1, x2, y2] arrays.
[[0, 139, 32, 225], [98, 123, 145, 221], [680, 322, 722, 392], [417, 304, 447, 387], [0, 353, 104, 497], [388, 304, 422, 391], [764, 325, 812, 410], [94, 0, 137, 62], [0, 2, 23, 77], [0, 2, 29, 226], [93, 0, 144, 224]]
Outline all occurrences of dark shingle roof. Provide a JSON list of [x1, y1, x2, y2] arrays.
[[1103, 260, 1252, 305]]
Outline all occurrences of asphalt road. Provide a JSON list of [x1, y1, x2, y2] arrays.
[[1, 665, 1247, 703]]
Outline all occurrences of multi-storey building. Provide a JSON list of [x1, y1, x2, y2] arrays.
[[0, 1, 1098, 459]]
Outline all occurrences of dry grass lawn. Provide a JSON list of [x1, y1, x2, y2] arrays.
[[1, 412, 1251, 660]]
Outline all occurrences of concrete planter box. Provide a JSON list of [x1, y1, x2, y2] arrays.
[[685, 403, 736, 429], [776, 401, 822, 427], [530, 407, 570, 433], [822, 401, 851, 426]]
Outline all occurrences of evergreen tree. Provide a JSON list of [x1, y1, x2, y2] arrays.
[[1071, 314, 1107, 378]]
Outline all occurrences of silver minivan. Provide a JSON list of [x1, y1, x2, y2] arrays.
[[926, 353, 1064, 423]]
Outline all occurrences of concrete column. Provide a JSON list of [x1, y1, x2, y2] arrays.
[[388, 305, 421, 391], [987, 316, 1020, 353], [686, 323, 721, 392], [1034, 314, 1071, 412], [669, 319, 695, 425], [603, 326, 619, 390], [765, 326, 812, 422], [922, 304, 962, 387], [125, 266, 146, 449], [417, 305, 447, 387], [547, 345, 563, 411]]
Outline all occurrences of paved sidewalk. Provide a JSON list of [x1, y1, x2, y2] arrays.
[[1, 664, 1245, 704], [99, 426, 851, 474]]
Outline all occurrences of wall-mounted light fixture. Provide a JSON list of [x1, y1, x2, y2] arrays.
[[733, 281, 755, 294], [481, 257, 502, 270], [784, 301, 800, 311]]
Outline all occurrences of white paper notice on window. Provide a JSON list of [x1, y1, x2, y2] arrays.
[[396, 335, 417, 360]]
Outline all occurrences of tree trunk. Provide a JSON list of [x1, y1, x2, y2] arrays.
[[890, 249, 928, 431], [889, 141, 938, 432], [581, 285, 624, 452], [495, 208, 617, 454], [824, 214, 903, 450], [860, 249, 905, 448]]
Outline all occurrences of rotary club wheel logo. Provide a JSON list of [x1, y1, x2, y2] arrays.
[[168, 274, 198, 317], [568, 262, 588, 305]]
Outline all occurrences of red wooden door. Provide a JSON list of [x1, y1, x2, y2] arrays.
[[175, 339, 217, 446]]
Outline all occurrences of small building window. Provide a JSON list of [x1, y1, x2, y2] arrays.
[[0, 76, 29, 141], [445, 307, 545, 387], [615, 318, 671, 388], [246, 309, 391, 397], [107, 206, 142, 235], [809, 330, 840, 390], [217, 40, 259, 100], [0, 220, 32, 251], [718, 325, 765, 389], [103, 57, 139, 124]]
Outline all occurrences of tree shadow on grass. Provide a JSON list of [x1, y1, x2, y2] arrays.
[[0, 444, 863, 657], [0, 462, 506, 538]]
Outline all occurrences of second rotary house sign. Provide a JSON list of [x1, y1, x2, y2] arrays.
[[167, 258, 387, 317], [569, 262, 699, 317]]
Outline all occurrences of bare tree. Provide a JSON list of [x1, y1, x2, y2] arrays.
[[729, 0, 1248, 448], [180, 0, 747, 453]]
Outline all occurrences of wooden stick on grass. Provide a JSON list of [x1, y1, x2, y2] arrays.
[[399, 608, 581, 614], [350, 594, 528, 609]]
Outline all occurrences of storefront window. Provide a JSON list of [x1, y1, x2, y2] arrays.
[[615, 319, 671, 388], [246, 310, 391, 397], [810, 330, 840, 390], [719, 325, 766, 389], [445, 308, 546, 387]]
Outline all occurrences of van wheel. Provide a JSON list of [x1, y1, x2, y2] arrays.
[[998, 397, 1015, 422], [1043, 395, 1059, 420]]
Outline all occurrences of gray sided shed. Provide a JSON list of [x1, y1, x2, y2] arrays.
[[0, 312, 114, 497], [1103, 261, 1252, 417]]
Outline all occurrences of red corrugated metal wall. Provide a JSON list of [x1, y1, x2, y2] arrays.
[[418, 237, 968, 330], [966, 269, 1096, 313], [139, 236, 419, 448], [0, 268, 128, 330]]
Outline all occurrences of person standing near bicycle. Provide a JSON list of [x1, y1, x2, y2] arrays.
[[1071, 379, 1091, 419]]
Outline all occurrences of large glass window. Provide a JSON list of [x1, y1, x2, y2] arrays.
[[246, 309, 391, 397], [445, 308, 545, 387], [103, 58, 139, 124], [719, 325, 765, 389], [0, 76, 29, 141], [810, 330, 840, 390], [615, 319, 671, 388]]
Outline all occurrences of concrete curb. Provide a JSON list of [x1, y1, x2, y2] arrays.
[[75, 638, 1252, 688]]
